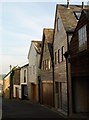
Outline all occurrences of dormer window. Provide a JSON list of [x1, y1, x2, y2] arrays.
[[57, 17, 60, 32], [74, 11, 81, 20]]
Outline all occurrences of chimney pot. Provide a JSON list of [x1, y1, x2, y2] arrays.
[[67, 0, 70, 9], [82, 2, 84, 9]]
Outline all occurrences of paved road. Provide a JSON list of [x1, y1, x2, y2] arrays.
[[2, 98, 63, 119]]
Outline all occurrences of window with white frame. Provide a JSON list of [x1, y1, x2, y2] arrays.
[[78, 25, 87, 51]]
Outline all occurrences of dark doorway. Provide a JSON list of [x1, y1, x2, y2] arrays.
[[21, 85, 28, 100]]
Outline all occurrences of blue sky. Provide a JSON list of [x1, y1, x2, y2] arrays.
[[0, 0, 88, 74]]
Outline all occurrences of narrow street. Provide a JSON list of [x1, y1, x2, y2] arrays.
[[2, 98, 64, 119]]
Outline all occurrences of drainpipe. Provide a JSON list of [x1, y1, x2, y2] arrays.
[[64, 51, 70, 116], [38, 76, 41, 103], [52, 44, 55, 107]]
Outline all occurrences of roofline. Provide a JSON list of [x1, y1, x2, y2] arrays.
[[43, 28, 54, 30], [3, 66, 20, 79], [21, 63, 29, 68], [32, 40, 41, 42], [39, 28, 54, 68], [28, 40, 41, 59]]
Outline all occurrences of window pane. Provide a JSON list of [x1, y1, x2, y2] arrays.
[[61, 46, 65, 61], [58, 49, 60, 63], [78, 25, 87, 51]]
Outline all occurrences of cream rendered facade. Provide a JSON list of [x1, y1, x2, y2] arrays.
[[28, 41, 41, 102], [13, 85, 20, 98]]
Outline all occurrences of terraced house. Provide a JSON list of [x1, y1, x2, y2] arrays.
[[28, 40, 42, 102], [19, 64, 29, 100], [13, 67, 20, 99], [39, 28, 54, 106], [53, 2, 86, 115], [69, 9, 89, 117]]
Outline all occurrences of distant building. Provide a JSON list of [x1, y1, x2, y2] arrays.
[[13, 67, 21, 99], [19, 64, 29, 100], [0, 74, 6, 96], [3, 73, 10, 98], [0, 80, 3, 96]]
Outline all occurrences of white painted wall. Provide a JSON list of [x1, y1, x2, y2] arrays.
[[20, 67, 28, 84], [28, 42, 41, 101], [13, 85, 20, 98], [19, 65, 28, 99], [28, 43, 39, 84]]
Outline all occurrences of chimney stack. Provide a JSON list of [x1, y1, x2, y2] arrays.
[[10, 65, 12, 71], [67, 0, 70, 9], [82, 2, 84, 9]]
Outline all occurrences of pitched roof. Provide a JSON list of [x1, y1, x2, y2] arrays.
[[32, 40, 42, 54], [43, 28, 54, 43], [21, 64, 29, 68], [83, 9, 89, 20], [39, 28, 54, 68], [57, 4, 87, 31]]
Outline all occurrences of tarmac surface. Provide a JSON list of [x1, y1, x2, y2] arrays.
[[2, 98, 63, 119], [1, 98, 88, 120]]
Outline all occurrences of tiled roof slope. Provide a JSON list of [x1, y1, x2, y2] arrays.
[[57, 4, 87, 31], [43, 28, 54, 43], [32, 40, 42, 54], [83, 9, 89, 20], [39, 28, 54, 68]]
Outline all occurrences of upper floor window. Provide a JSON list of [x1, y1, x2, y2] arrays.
[[58, 49, 60, 63], [55, 51, 57, 64], [42, 59, 51, 70], [57, 17, 60, 32], [78, 25, 87, 51], [33, 65, 35, 74], [24, 70, 26, 83], [44, 44, 47, 52], [61, 46, 65, 61], [48, 59, 51, 70], [42, 61, 44, 70], [74, 11, 81, 20]]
